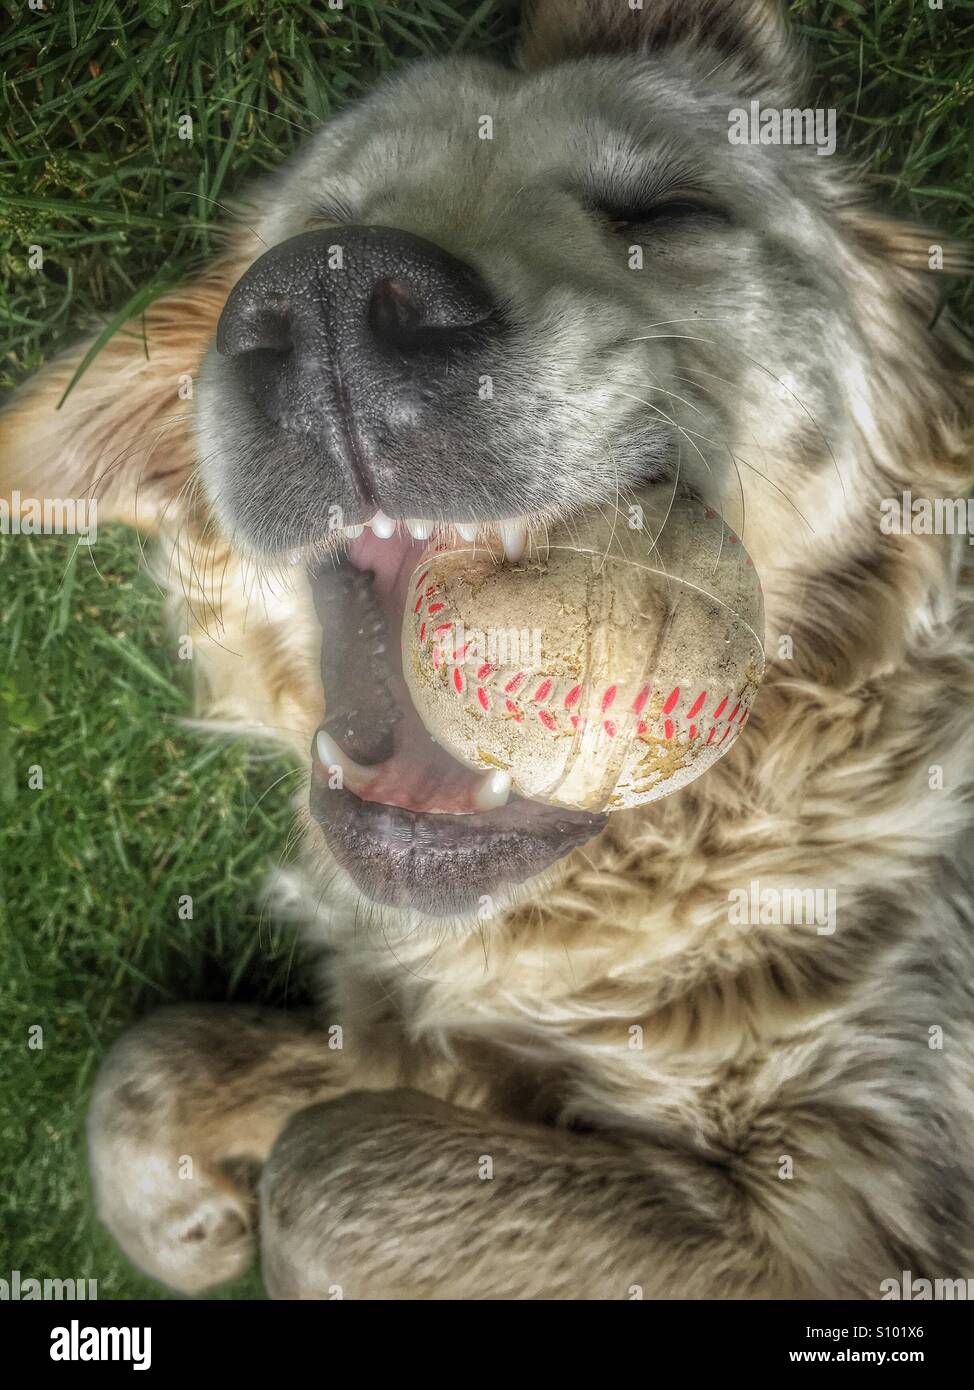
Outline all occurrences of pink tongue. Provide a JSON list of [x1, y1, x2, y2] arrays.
[[356, 694, 486, 814], [346, 529, 425, 606], [344, 529, 485, 814]]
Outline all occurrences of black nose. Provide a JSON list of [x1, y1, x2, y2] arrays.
[[216, 227, 497, 484]]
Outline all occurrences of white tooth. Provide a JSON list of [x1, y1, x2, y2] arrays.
[[370, 511, 396, 539], [457, 523, 478, 542], [345, 524, 365, 539], [314, 729, 367, 794], [406, 518, 431, 540], [474, 769, 512, 812], [498, 521, 528, 563]]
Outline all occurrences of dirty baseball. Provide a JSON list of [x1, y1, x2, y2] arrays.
[[402, 487, 765, 814]]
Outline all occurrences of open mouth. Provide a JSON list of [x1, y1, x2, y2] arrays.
[[308, 512, 607, 916]]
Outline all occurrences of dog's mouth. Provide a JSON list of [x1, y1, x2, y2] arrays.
[[307, 514, 607, 916]]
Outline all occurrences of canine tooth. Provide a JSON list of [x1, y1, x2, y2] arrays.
[[370, 512, 396, 539], [406, 519, 431, 540], [314, 729, 367, 794], [345, 524, 365, 539], [457, 524, 478, 542], [498, 521, 527, 563], [474, 769, 512, 812]]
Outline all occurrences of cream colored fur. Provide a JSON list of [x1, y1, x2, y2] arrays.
[[3, 0, 973, 1299]]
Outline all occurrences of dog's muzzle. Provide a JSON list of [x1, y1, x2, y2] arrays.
[[215, 227, 499, 506]]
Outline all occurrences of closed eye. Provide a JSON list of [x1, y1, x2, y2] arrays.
[[596, 195, 730, 235]]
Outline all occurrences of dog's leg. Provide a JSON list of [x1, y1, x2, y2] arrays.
[[261, 1090, 716, 1299], [88, 1004, 349, 1294], [259, 1086, 949, 1300]]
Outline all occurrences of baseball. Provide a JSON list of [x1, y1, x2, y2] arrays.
[[401, 487, 765, 813]]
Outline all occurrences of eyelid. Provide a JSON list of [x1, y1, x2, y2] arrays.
[[581, 172, 721, 217], [597, 190, 728, 228], [657, 187, 715, 209], [642, 196, 726, 220]]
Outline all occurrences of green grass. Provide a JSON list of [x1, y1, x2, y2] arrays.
[[1, 0, 972, 1300]]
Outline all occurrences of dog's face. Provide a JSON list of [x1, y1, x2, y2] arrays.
[[9, 2, 959, 926], [188, 1, 900, 920], [198, 45, 846, 552], [190, 2, 872, 920]]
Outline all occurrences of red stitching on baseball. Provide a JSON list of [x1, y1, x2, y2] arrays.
[[410, 564, 755, 767]]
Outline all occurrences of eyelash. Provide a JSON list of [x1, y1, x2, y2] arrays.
[[592, 194, 727, 234]]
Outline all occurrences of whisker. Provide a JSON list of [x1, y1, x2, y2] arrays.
[[214, 97, 315, 136], [614, 387, 730, 572]]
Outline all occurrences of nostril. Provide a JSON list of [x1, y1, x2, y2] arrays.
[[217, 293, 293, 357], [367, 272, 496, 356], [369, 277, 426, 349]]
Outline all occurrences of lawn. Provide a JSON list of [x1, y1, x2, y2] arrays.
[[1, 0, 972, 1300]]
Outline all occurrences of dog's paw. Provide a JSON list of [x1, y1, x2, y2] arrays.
[[87, 1009, 260, 1294], [104, 1170, 256, 1296]]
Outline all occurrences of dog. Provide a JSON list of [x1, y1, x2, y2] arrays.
[[3, 0, 973, 1299]]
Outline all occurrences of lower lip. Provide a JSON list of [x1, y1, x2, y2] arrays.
[[308, 771, 606, 916]]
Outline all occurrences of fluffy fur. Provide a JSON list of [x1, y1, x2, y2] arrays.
[[3, 0, 974, 1298]]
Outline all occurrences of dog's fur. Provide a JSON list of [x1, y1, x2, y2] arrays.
[[4, 0, 974, 1298]]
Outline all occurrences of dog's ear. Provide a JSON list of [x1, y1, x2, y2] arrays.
[[520, 0, 798, 87], [0, 255, 243, 536]]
